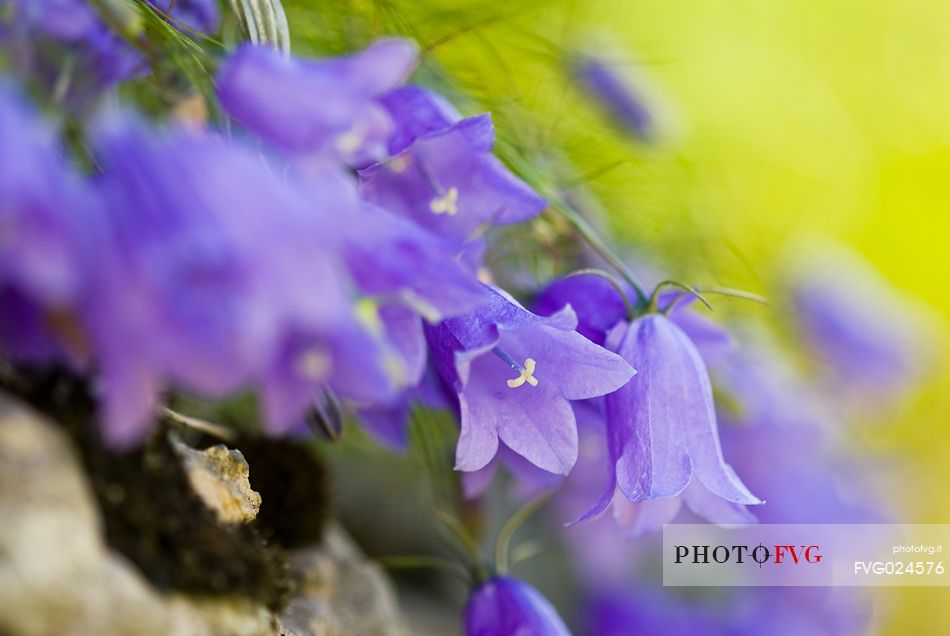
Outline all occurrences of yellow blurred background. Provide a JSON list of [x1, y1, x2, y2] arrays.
[[402, 0, 950, 632]]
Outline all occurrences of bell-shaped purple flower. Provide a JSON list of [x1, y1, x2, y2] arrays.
[[580, 313, 760, 524], [0, 82, 99, 362], [464, 576, 571, 636], [426, 287, 635, 475], [216, 39, 418, 164], [359, 86, 546, 244]]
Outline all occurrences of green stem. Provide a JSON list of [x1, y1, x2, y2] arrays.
[[547, 198, 649, 307], [494, 491, 552, 575], [492, 142, 649, 307], [695, 286, 769, 306], [650, 280, 713, 313]]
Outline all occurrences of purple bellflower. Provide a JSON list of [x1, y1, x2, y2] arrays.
[[464, 576, 571, 636], [426, 286, 635, 475], [535, 275, 754, 533], [578, 313, 761, 531], [359, 86, 547, 245], [216, 39, 418, 164], [0, 82, 99, 362]]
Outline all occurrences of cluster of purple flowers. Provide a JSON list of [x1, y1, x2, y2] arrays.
[[0, 5, 931, 635]]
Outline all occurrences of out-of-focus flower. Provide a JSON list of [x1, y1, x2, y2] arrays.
[[145, 0, 219, 34], [426, 286, 635, 475], [584, 585, 869, 636], [0, 82, 99, 362], [216, 39, 418, 164], [785, 242, 931, 403], [87, 114, 367, 444], [580, 313, 761, 526], [0, 0, 145, 109], [584, 587, 723, 636], [464, 576, 571, 636], [343, 203, 489, 323], [359, 86, 547, 245], [569, 52, 654, 140], [716, 346, 886, 525]]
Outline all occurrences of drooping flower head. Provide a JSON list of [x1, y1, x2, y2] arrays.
[[426, 286, 635, 475], [464, 576, 572, 636], [359, 86, 547, 246], [216, 39, 418, 164], [534, 274, 758, 530], [606, 314, 758, 504]]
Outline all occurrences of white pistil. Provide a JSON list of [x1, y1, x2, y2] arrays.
[[429, 186, 459, 216], [506, 358, 539, 389]]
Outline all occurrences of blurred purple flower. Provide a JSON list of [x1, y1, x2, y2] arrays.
[[786, 244, 930, 402], [584, 587, 724, 636], [426, 286, 635, 475], [145, 0, 219, 34], [716, 347, 887, 525], [0, 82, 99, 362], [359, 86, 546, 245], [343, 203, 489, 322], [580, 313, 761, 525], [0, 0, 145, 109], [569, 53, 654, 140], [216, 39, 417, 164], [464, 576, 571, 636], [87, 114, 369, 444]]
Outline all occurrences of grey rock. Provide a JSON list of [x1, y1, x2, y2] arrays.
[[279, 525, 408, 636], [0, 393, 415, 636]]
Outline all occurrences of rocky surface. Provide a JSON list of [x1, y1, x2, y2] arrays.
[[0, 392, 410, 636], [171, 436, 262, 525]]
